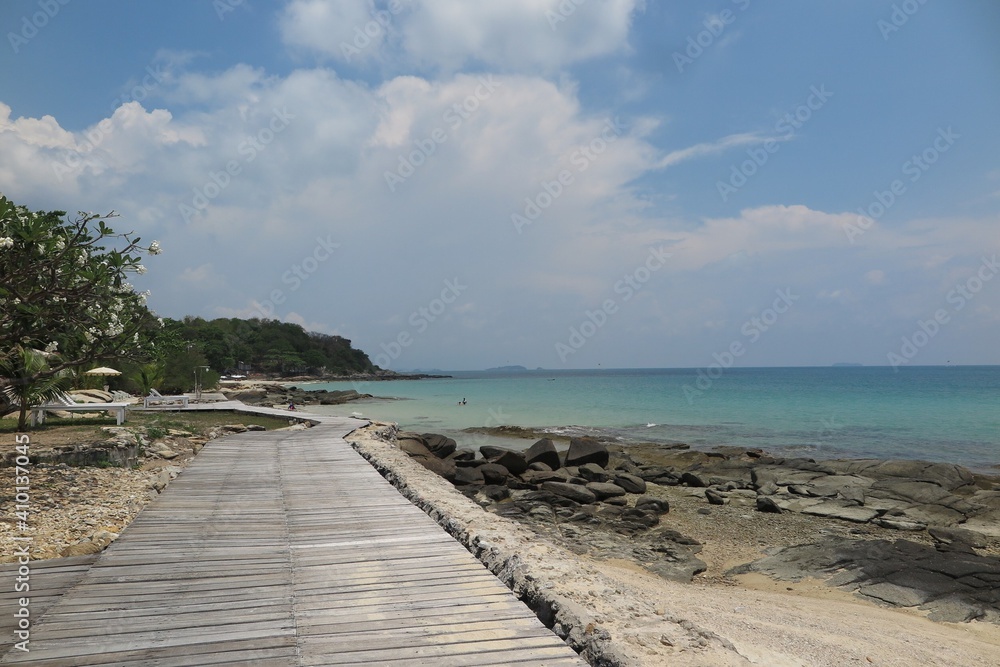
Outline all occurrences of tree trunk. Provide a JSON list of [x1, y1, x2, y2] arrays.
[[18, 402, 28, 432]]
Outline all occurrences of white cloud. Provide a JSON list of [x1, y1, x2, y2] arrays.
[[2, 59, 997, 369], [656, 132, 786, 169], [279, 0, 641, 71], [0, 104, 74, 148], [279, 0, 382, 62]]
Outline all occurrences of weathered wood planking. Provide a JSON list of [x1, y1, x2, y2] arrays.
[[0, 556, 98, 654], [1, 412, 587, 665]]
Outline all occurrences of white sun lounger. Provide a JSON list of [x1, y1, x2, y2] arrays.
[[143, 388, 190, 408], [30, 392, 128, 426]]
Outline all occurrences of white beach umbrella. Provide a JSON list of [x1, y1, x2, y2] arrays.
[[84, 366, 122, 376]]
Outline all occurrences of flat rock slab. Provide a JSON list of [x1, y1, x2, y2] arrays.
[[800, 501, 880, 523], [733, 537, 1000, 624]]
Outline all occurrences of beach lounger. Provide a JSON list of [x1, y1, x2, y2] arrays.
[[30, 392, 129, 426], [143, 388, 190, 408]]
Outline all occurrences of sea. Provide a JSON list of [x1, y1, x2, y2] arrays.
[[302, 366, 1000, 473]]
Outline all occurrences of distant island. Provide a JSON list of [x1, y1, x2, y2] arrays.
[[832, 362, 864, 367], [486, 365, 528, 372]]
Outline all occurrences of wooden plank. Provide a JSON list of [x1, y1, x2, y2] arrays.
[[1, 635, 298, 666], [0, 411, 586, 666]]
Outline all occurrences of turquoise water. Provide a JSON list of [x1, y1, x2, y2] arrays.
[[303, 367, 1000, 471]]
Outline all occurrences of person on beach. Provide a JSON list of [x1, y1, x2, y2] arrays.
[[288, 402, 296, 411], [458, 398, 467, 405]]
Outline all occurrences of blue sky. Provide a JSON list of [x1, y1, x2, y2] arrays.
[[1, 0, 998, 370]]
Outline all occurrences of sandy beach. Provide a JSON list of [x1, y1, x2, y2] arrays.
[[348, 422, 1000, 666]]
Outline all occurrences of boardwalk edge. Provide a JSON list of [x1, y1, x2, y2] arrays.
[[346, 422, 635, 667]]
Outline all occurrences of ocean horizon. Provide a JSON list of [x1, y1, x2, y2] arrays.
[[304, 365, 1000, 473]]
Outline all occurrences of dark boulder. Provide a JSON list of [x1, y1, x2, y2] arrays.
[[521, 470, 565, 484], [680, 471, 708, 488], [635, 496, 670, 514], [756, 481, 779, 496], [577, 463, 610, 483], [479, 463, 510, 485], [541, 481, 598, 504], [415, 456, 456, 482], [756, 496, 783, 513], [585, 482, 627, 500], [422, 433, 457, 458], [397, 433, 433, 458], [450, 448, 476, 461], [492, 450, 529, 476], [620, 507, 660, 528], [613, 473, 647, 494], [705, 489, 727, 505], [524, 438, 561, 470], [528, 461, 553, 472], [479, 445, 509, 459], [565, 437, 610, 467], [454, 466, 485, 486]]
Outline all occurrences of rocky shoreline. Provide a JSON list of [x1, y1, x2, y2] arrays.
[[218, 369, 450, 407], [390, 430, 1000, 621], [219, 382, 371, 408], [348, 425, 1000, 665]]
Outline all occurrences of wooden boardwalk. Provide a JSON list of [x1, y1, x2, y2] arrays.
[[2, 414, 586, 666]]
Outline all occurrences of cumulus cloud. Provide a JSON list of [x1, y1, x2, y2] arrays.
[[279, 0, 641, 71], [2, 57, 996, 368], [279, 0, 383, 62]]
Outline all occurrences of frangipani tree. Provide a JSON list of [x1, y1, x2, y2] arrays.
[[0, 194, 163, 429]]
